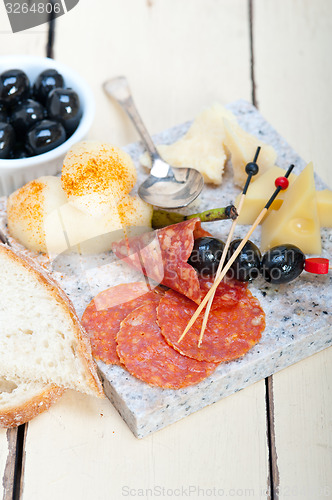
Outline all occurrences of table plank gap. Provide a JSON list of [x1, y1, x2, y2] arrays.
[[20, 2, 270, 498], [250, 4, 278, 498], [46, 1, 57, 58], [254, 1, 332, 497], [12, 425, 27, 500], [265, 377, 279, 500]]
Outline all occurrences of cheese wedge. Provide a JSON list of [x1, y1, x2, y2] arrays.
[[260, 162, 321, 255], [139, 103, 237, 185], [235, 166, 298, 224], [223, 118, 277, 187], [316, 189, 332, 227]]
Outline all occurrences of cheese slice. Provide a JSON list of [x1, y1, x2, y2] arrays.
[[316, 189, 332, 227], [139, 103, 237, 185], [260, 162, 321, 255], [235, 166, 298, 224], [223, 118, 277, 188]]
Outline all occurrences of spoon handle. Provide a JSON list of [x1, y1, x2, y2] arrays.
[[103, 76, 159, 160]]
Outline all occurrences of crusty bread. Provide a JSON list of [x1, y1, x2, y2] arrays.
[[0, 376, 65, 428], [0, 244, 104, 400]]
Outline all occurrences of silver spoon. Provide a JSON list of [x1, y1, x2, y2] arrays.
[[103, 76, 204, 208]]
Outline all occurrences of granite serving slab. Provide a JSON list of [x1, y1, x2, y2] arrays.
[[0, 100, 331, 438]]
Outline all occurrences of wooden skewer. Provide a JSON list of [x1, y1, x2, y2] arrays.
[[178, 164, 295, 344], [197, 147, 261, 347]]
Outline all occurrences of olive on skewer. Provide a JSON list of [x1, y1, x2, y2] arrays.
[[188, 237, 225, 277], [227, 239, 261, 282], [188, 238, 329, 285], [261, 244, 305, 284]]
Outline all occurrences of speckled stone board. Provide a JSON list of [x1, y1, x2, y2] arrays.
[[1, 100, 331, 438]]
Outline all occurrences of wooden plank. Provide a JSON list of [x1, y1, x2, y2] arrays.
[[254, 1, 332, 498], [1, 428, 17, 500], [272, 349, 332, 500], [21, 1, 270, 498], [254, 0, 332, 189], [0, 5, 49, 498], [23, 384, 269, 500], [0, 2, 47, 56], [51, 0, 253, 145]]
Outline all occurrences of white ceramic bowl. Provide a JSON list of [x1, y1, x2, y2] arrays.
[[0, 55, 95, 196]]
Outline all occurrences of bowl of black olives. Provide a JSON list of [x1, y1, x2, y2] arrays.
[[0, 55, 95, 196]]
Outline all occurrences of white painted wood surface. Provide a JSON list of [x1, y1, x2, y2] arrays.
[[254, 2, 332, 498], [0, 4, 47, 496], [0, 429, 8, 499], [19, 1, 270, 498], [254, 0, 332, 189], [23, 384, 268, 500], [0, 0, 331, 498]]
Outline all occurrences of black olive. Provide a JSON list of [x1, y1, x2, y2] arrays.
[[25, 119, 66, 156], [10, 99, 45, 136], [188, 237, 225, 277], [33, 69, 65, 105], [228, 239, 261, 282], [10, 142, 30, 159], [0, 69, 30, 107], [0, 103, 7, 122], [46, 88, 81, 135], [0, 122, 15, 159], [261, 244, 305, 284]]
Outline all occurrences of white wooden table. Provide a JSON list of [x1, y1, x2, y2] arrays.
[[1, 1, 331, 499]]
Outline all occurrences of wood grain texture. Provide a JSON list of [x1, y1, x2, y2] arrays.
[[271, 349, 332, 500], [254, 0, 332, 189], [22, 385, 269, 500], [0, 2, 47, 56], [254, 1, 332, 498], [0, 429, 9, 500], [52, 0, 252, 145], [0, 7, 48, 499], [1, 428, 17, 500], [20, 1, 269, 499]]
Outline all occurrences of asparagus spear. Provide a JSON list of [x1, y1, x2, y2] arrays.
[[152, 205, 238, 229]]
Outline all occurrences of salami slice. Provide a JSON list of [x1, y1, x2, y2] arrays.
[[81, 282, 164, 365], [112, 218, 211, 304], [157, 289, 265, 363], [198, 276, 248, 308], [116, 301, 218, 389]]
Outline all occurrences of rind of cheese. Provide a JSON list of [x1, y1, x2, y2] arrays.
[[235, 166, 297, 225], [223, 118, 277, 188], [7, 176, 68, 253], [140, 103, 237, 185], [316, 189, 332, 227], [260, 162, 321, 255]]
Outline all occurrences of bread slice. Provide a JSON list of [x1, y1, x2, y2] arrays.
[[0, 244, 104, 399], [0, 376, 65, 428]]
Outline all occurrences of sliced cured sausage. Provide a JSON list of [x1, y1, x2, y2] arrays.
[[157, 288, 265, 363], [112, 218, 210, 304], [81, 282, 164, 365], [116, 301, 218, 389], [198, 276, 248, 308]]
